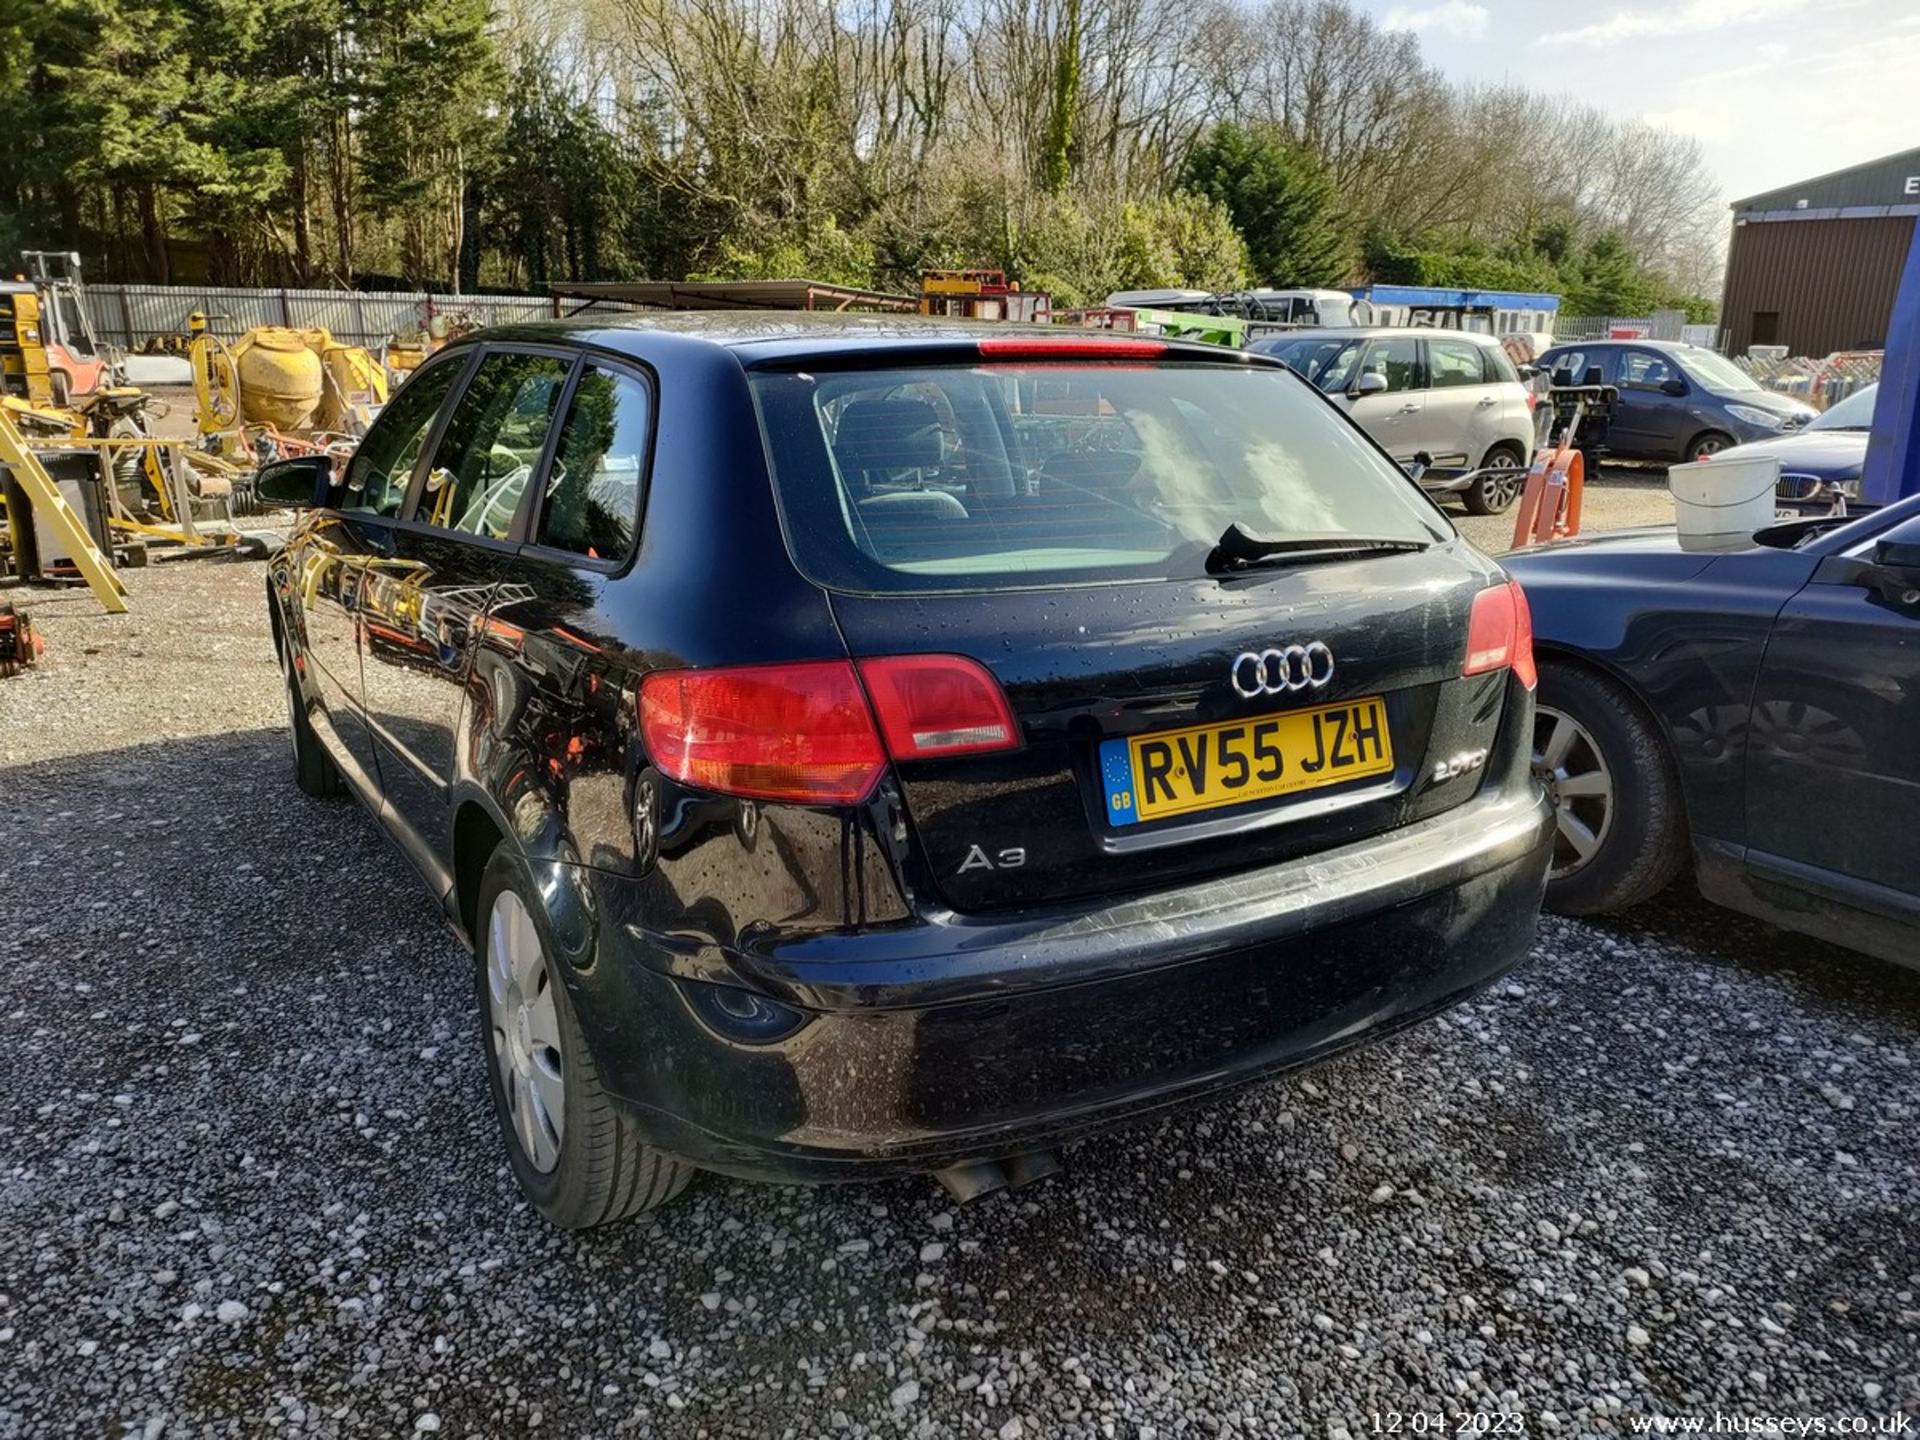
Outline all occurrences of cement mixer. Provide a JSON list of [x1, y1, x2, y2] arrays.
[[187, 311, 388, 457]]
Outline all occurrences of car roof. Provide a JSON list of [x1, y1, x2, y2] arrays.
[[451, 309, 1259, 367], [1258, 326, 1501, 345], [1545, 338, 1695, 352]]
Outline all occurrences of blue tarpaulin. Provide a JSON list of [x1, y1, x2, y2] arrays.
[[1355, 285, 1562, 312], [1861, 225, 1920, 505]]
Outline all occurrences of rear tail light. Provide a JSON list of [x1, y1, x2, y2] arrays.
[[639, 661, 886, 805], [857, 655, 1019, 758], [638, 654, 1020, 804], [1463, 580, 1537, 691]]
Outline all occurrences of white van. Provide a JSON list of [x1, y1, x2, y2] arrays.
[[1102, 288, 1375, 329]]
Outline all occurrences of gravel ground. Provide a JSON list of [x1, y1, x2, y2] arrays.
[[1449, 465, 1679, 556], [2, 485, 1916, 1439]]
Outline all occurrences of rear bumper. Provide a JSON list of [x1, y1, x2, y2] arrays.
[[560, 779, 1554, 1182]]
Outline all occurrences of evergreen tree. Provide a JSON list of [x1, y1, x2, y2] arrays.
[[1564, 231, 1659, 317], [1178, 123, 1349, 287], [355, 0, 501, 291]]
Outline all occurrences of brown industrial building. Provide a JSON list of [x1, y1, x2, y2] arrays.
[[1719, 146, 1919, 358]]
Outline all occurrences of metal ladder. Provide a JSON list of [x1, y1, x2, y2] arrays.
[[0, 407, 129, 614]]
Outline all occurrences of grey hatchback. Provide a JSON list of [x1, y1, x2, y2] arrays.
[[1535, 340, 1816, 463]]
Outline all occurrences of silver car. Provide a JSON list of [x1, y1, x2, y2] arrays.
[[1253, 328, 1537, 514]]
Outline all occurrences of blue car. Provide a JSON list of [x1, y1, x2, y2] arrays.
[[1710, 383, 1877, 512], [1536, 340, 1816, 462], [1504, 493, 1920, 968]]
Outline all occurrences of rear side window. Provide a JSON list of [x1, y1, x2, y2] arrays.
[[417, 351, 570, 539], [1427, 338, 1487, 389], [537, 364, 650, 562], [1549, 350, 1594, 385], [752, 362, 1442, 594]]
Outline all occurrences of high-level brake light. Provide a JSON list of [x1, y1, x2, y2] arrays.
[[976, 337, 1167, 359]]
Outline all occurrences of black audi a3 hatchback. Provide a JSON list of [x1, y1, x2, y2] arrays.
[[259, 314, 1553, 1227]]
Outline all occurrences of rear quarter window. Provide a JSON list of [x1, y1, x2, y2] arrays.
[[1428, 338, 1488, 389], [751, 361, 1444, 594]]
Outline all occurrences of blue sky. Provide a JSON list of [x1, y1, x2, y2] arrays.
[[1359, 0, 1911, 203]]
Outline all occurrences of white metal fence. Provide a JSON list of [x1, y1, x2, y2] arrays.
[[86, 285, 587, 350], [1552, 312, 1719, 348], [1732, 352, 1880, 408]]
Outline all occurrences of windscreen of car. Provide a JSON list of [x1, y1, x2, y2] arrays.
[[751, 361, 1443, 593], [1808, 384, 1877, 431], [1263, 337, 1360, 392], [1675, 349, 1764, 393]]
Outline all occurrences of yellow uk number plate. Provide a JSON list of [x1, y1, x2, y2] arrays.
[[1098, 697, 1393, 826]]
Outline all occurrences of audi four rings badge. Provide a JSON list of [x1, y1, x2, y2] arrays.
[[1230, 643, 1335, 697]]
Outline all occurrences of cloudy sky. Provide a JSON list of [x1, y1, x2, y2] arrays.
[[1359, 0, 1912, 203]]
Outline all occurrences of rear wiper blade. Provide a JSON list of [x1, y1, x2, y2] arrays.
[[1205, 522, 1429, 574]]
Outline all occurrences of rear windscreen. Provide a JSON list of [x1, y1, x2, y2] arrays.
[[750, 362, 1442, 593]]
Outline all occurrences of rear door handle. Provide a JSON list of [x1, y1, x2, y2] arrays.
[[1397, 403, 1420, 414], [1476, 397, 1497, 408]]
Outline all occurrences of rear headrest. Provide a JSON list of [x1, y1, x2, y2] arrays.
[[1582, 365, 1605, 388], [856, 489, 968, 521], [1040, 449, 1143, 494], [1551, 366, 1576, 387], [833, 400, 944, 475]]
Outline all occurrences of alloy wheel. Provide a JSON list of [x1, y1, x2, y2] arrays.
[[1532, 705, 1615, 879], [1481, 456, 1525, 510], [485, 890, 566, 1173]]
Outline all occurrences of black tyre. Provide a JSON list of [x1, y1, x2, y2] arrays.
[[1464, 443, 1528, 515], [1533, 661, 1687, 915], [473, 846, 693, 1228], [1685, 430, 1734, 461], [281, 645, 344, 797]]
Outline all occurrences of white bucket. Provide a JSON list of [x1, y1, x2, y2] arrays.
[[1667, 454, 1781, 542]]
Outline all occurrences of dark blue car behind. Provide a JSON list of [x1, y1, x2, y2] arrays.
[[1711, 382, 1878, 510], [1505, 495, 1920, 968]]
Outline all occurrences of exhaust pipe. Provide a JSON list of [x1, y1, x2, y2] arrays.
[[1003, 1150, 1062, 1190], [933, 1160, 1009, 1204], [932, 1150, 1063, 1203]]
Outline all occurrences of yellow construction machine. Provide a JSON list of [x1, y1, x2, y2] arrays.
[[185, 311, 387, 458], [384, 304, 480, 378], [1, 252, 114, 407]]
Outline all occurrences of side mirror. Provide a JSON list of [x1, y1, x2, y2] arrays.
[[1355, 372, 1389, 397], [1660, 377, 1688, 397], [1518, 363, 1541, 381], [1865, 537, 1920, 609], [1872, 538, 1920, 579], [254, 454, 333, 509]]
